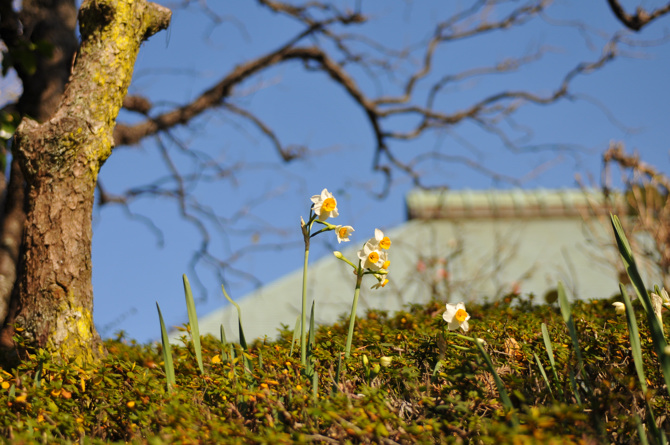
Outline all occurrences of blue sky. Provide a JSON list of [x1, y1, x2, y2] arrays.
[[81, 1, 670, 342]]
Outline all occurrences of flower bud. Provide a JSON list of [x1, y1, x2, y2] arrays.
[[380, 356, 392, 368], [612, 301, 625, 315], [333, 251, 343, 259]]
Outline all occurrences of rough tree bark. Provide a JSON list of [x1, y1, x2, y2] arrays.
[[0, 0, 171, 365], [0, 0, 80, 325]]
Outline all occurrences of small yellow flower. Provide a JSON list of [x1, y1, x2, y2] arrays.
[[1, 382, 9, 390], [127, 400, 136, 409], [335, 225, 354, 243], [612, 302, 625, 315], [374, 228, 391, 250], [377, 249, 390, 270], [311, 188, 339, 221], [358, 241, 383, 270], [371, 278, 389, 289], [443, 302, 470, 332], [211, 355, 222, 364]]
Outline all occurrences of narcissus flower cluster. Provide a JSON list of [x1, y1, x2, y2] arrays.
[[312, 189, 393, 358], [302, 188, 357, 364], [356, 228, 391, 289], [305, 188, 355, 246]]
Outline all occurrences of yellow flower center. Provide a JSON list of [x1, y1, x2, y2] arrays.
[[455, 308, 468, 323], [380, 237, 391, 249], [322, 197, 337, 212], [338, 227, 348, 238], [382, 260, 390, 269], [368, 252, 380, 264]]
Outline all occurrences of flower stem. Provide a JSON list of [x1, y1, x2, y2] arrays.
[[301, 244, 309, 366], [299, 212, 317, 367], [344, 270, 364, 359]]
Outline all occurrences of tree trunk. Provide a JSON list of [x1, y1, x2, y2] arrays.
[[0, 0, 171, 365], [0, 0, 79, 325]]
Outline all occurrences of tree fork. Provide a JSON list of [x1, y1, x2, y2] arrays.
[[0, 0, 171, 365]]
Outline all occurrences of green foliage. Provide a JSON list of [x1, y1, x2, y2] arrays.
[[182, 275, 203, 374], [611, 214, 670, 397], [472, 336, 513, 412], [155, 303, 175, 392], [1, 296, 669, 443]]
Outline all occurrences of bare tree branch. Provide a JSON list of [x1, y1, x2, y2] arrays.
[[606, 0, 670, 31], [122, 95, 152, 115], [94, 0, 670, 302], [223, 103, 306, 161]]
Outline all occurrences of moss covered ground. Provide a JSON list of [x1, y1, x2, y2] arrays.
[[1, 293, 669, 444]]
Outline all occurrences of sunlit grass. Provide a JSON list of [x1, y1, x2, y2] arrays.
[[0, 293, 667, 443]]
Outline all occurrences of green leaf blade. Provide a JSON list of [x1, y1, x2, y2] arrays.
[[183, 274, 204, 374]]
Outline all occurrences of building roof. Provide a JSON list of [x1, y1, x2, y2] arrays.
[[406, 188, 625, 220]]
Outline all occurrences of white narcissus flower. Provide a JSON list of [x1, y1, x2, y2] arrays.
[[612, 302, 625, 315], [358, 240, 384, 271], [443, 302, 470, 332], [379, 250, 390, 270], [310, 188, 339, 221], [374, 228, 391, 250], [335, 225, 354, 243], [371, 278, 389, 289]]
